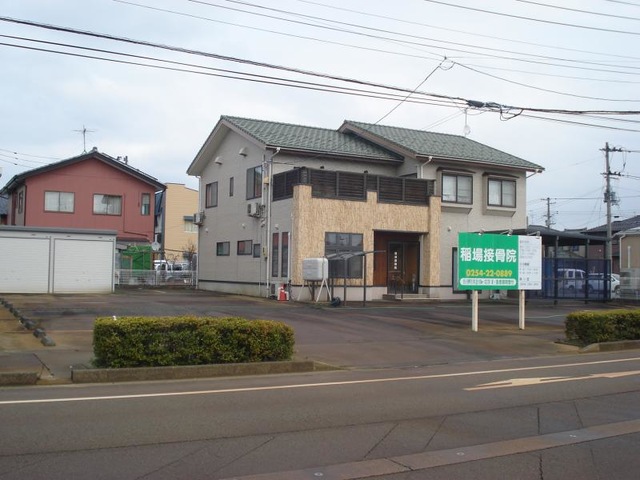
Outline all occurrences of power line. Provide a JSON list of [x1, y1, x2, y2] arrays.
[[112, 1, 640, 103], [3, 16, 640, 133], [0, 39, 465, 110], [423, 0, 640, 36], [516, 0, 640, 21], [294, 0, 640, 61], [118, 0, 640, 80]]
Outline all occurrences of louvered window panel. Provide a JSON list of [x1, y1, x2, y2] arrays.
[[404, 179, 430, 205], [272, 169, 302, 200], [311, 170, 337, 198], [337, 172, 365, 199], [378, 177, 404, 202]]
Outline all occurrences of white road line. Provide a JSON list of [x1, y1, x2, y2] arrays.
[[466, 369, 640, 390], [1, 356, 639, 406]]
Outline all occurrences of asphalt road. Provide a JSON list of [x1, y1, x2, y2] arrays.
[[1, 351, 639, 479], [1, 290, 639, 478]]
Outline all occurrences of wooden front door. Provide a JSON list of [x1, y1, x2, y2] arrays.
[[387, 241, 419, 294]]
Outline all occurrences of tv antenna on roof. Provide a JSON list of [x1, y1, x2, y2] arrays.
[[74, 125, 96, 153]]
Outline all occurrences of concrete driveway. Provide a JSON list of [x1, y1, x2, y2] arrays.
[[0, 288, 618, 383]]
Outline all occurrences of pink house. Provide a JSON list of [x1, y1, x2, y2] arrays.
[[0, 149, 165, 245]]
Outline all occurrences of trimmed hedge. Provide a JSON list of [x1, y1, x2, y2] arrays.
[[93, 316, 294, 368], [565, 309, 640, 345]]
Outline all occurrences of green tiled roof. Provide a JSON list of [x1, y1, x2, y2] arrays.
[[220, 116, 543, 171], [342, 121, 543, 171], [222, 116, 400, 161]]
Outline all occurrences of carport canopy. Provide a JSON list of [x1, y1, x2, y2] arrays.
[[483, 224, 606, 250]]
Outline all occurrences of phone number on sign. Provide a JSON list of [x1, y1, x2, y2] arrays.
[[465, 269, 514, 278]]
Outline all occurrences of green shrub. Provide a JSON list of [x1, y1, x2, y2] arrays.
[[565, 309, 640, 345], [93, 316, 294, 368]]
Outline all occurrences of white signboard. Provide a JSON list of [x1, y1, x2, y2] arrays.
[[517, 236, 542, 290]]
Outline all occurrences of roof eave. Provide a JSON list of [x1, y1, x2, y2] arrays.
[[266, 146, 401, 164]]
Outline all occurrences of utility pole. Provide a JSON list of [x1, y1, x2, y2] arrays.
[[544, 197, 555, 228], [601, 142, 623, 271]]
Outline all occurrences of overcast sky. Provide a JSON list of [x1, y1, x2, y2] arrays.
[[1, 0, 639, 230]]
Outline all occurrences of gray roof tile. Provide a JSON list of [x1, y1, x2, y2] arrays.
[[583, 214, 640, 234]]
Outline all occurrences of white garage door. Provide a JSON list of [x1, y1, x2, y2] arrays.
[[53, 238, 114, 293], [0, 237, 50, 293]]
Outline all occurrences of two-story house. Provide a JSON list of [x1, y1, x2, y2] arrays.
[[0, 148, 165, 248], [154, 183, 199, 265], [187, 116, 544, 301]]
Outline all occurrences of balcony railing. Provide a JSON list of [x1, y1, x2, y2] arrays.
[[272, 167, 435, 205]]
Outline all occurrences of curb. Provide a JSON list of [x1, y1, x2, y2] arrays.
[[0, 372, 39, 386], [70, 360, 339, 384], [579, 339, 640, 353]]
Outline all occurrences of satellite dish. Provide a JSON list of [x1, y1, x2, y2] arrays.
[[151, 241, 161, 252]]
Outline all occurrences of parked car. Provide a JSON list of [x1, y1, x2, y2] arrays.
[[587, 273, 620, 297], [154, 260, 192, 284], [154, 260, 190, 272], [556, 268, 587, 292]]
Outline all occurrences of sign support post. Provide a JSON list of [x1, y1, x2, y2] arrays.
[[472, 290, 479, 332], [519, 290, 525, 329]]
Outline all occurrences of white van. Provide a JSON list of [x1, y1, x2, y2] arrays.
[[557, 268, 586, 292], [154, 260, 190, 272]]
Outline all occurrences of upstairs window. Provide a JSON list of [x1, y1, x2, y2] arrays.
[[141, 193, 151, 215], [246, 166, 263, 200], [93, 194, 122, 215], [442, 173, 472, 204], [45, 191, 74, 213], [205, 182, 218, 208], [488, 178, 516, 207]]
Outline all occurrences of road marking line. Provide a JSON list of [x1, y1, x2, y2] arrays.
[[466, 369, 640, 390], [1, 356, 639, 406]]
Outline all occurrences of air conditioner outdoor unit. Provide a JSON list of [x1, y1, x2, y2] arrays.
[[247, 202, 263, 217], [193, 211, 205, 225]]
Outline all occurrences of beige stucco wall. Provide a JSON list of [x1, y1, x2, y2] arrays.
[[163, 183, 198, 261], [290, 185, 440, 288]]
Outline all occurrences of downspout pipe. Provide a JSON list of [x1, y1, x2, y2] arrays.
[[265, 147, 281, 297], [417, 156, 433, 179]]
